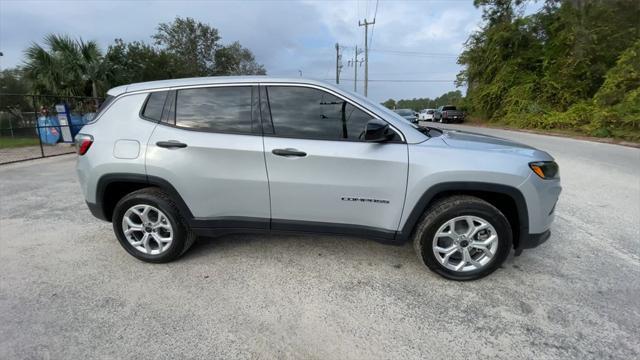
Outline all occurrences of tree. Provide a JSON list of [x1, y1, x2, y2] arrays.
[[0, 68, 32, 129], [105, 39, 182, 86], [153, 17, 266, 76], [23, 34, 108, 98], [381, 91, 465, 111], [153, 17, 220, 76], [381, 99, 396, 109], [214, 42, 266, 75]]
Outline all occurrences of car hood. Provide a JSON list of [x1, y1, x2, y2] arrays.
[[439, 128, 553, 159]]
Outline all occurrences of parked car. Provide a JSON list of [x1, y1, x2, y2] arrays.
[[418, 109, 436, 121], [435, 105, 464, 123], [392, 108, 418, 124], [76, 77, 561, 280]]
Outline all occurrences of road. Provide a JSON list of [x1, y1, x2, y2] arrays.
[[1, 125, 638, 359]]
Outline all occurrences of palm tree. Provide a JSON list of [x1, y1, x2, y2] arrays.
[[24, 34, 108, 99]]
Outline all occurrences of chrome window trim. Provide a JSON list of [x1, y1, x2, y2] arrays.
[[108, 81, 406, 142]]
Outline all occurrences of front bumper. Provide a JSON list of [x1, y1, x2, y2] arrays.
[[515, 229, 551, 255]]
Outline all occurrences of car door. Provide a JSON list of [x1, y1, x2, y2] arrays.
[[145, 85, 270, 229], [260, 84, 408, 237]]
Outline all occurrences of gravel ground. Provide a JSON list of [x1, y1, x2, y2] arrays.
[[0, 143, 75, 164], [1, 126, 638, 359]]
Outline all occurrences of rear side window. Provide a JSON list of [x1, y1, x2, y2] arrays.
[[175, 86, 253, 133], [265, 86, 375, 141], [142, 91, 168, 121]]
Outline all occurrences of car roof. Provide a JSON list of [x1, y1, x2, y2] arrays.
[[107, 76, 336, 96]]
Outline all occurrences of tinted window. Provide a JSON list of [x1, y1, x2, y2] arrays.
[[266, 86, 374, 141], [142, 92, 168, 121], [442, 106, 457, 111], [176, 87, 252, 133]]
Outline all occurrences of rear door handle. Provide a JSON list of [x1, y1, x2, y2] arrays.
[[272, 148, 307, 157], [156, 141, 187, 149]]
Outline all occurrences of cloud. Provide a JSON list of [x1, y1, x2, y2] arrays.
[[0, 0, 492, 102]]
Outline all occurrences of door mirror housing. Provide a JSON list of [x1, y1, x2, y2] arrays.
[[364, 119, 395, 142]]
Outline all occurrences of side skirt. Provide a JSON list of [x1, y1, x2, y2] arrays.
[[191, 217, 403, 245]]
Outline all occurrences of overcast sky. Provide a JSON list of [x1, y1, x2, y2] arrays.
[[0, 0, 541, 102]]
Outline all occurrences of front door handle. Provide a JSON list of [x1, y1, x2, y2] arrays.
[[156, 141, 187, 149], [272, 148, 307, 157]]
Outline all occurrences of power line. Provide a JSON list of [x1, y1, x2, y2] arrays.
[[339, 45, 458, 58], [369, 0, 380, 48], [324, 79, 455, 83], [369, 49, 458, 57]]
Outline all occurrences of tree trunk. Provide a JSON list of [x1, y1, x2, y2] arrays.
[[92, 81, 99, 108]]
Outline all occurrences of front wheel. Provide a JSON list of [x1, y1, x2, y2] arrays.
[[413, 195, 512, 280], [112, 188, 196, 263]]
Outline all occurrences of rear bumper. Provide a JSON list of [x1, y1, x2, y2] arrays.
[[86, 201, 109, 222]]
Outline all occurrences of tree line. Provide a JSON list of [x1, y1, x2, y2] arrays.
[[458, 0, 640, 140], [0, 17, 266, 99], [381, 90, 465, 111]]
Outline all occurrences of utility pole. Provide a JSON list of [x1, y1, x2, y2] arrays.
[[359, 18, 375, 97], [348, 46, 363, 92], [353, 45, 358, 92], [335, 43, 343, 84]]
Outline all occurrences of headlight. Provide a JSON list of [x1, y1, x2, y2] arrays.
[[529, 161, 559, 179]]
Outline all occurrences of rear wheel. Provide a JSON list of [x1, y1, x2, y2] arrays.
[[413, 195, 512, 280], [112, 188, 196, 263]]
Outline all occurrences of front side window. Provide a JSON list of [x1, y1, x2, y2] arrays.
[[265, 86, 376, 141], [175, 86, 253, 133]]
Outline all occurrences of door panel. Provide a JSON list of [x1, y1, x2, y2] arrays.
[[261, 85, 408, 232], [145, 85, 270, 223], [147, 127, 270, 220], [263, 137, 408, 231]]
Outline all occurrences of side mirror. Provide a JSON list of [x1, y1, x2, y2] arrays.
[[364, 119, 395, 142]]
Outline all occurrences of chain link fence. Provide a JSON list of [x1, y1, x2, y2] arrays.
[[0, 93, 103, 164]]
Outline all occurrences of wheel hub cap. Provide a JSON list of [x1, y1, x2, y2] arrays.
[[431, 215, 499, 272], [122, 204, 174, 255]]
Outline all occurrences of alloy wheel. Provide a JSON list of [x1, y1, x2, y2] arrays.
[[121, 204, 173, 255], [432, 216, 499, 272]]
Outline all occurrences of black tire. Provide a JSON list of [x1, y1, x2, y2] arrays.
[[112, 187, 196, 263], [412, 195, 512, 281]]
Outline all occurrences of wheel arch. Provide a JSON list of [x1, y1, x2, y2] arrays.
[[398, 182, 529, 249], [95, 173, 194, 222]]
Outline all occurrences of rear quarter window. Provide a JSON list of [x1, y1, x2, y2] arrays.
[[141, 91, 169, 121]]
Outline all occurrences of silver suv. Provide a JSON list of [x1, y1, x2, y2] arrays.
[[76, 77, 561, 280]]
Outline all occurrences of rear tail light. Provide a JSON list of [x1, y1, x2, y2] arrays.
[[75, 134, 93, 155], [443, 111, 448, 117]]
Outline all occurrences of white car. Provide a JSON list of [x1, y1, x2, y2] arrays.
[[418, 109, 436, 121]]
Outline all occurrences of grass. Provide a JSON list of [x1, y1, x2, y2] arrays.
[[0, 137, 41, 149]]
